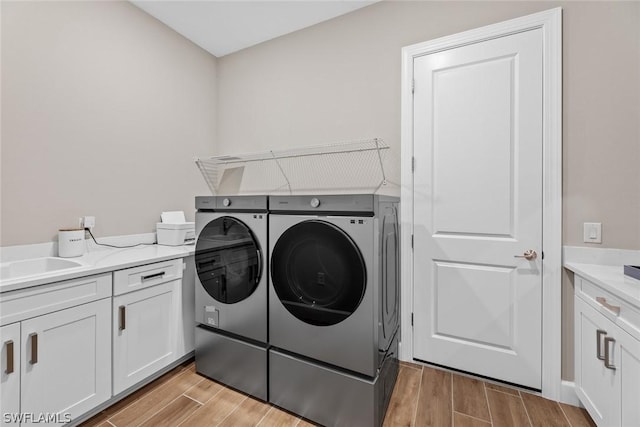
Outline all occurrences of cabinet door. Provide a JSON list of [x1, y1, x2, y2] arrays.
[[1, 323, 21, 427], [20, 298, 111, 427], [618, 327, 640, 427], [113, 280, 179, 394], [575, 297, 620, 426]]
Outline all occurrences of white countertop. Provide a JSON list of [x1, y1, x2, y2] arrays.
[[565, 262, 640, 308], [0, 244, 195, 294]]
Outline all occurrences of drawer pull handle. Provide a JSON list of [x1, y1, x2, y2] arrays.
[[596, 297, 621, 315], [5, 340, 14, 374], [29, 333, 38, 365], [604, 336, 616, 370], [119, 305, 126, 330], [141, 272, 165, 282], [596, 329, 607, 360]]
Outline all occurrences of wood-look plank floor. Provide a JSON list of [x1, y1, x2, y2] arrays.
[[81, 360, 595, 427]]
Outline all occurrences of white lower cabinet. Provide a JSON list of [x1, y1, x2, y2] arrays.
[[20, 299, 111, 427], [1, 255, 191, 424], [0, 273, 112, 427], [1, 323, 21, 427], [575, 279, 640, 427], [112, 259, 182, 395]]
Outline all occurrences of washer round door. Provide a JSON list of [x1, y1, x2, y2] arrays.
[[270, 220, 366, 326], [195, 216, 262, 304]]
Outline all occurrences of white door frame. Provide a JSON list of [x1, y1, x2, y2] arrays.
[[400, 8, 562, 400]]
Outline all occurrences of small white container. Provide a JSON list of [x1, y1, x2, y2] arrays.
[[156, 222, 195, 246], [58, 228, 86, 258]]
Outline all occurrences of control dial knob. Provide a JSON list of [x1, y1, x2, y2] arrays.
[[310, 198, 321, 208]]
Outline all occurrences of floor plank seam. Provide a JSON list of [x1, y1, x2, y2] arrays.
[[450, 372, 454, 427], [255, 406, 274, 427], [520, 394, 534, 427], [106, 369, 194, 425], [556, 402, 574, 427], [190, 380, 226, 407], [182, 393, 205, 406], [482, 382, 494, 426], [410, 367, 424, 427], [486, 387, 522, 398], [453, 411, 493, 424], [137, 386, 196, 427], [214, 394, 249, 426]]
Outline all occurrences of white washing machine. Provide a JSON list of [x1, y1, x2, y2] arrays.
[[194, 195, 268, 400], [268, 194, 399, 426]]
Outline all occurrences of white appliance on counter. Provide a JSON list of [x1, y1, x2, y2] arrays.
[[157, 211, 195, 246]]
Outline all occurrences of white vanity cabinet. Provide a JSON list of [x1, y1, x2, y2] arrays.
[[112, 259, 183, 395], [0, 273, 112, 427], [574, 274, 640, 427]]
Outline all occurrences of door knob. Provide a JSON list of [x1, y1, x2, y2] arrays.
[[514, 250, 537, 260]]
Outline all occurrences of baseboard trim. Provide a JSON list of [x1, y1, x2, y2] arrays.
[[559, 380, 581, 407]]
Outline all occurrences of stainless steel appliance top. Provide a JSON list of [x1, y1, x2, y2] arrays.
[[269, 194, 398, 214], [196, 195, 268, 211]]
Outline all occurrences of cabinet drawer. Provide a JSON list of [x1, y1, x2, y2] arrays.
[[578, 275, 640, 340], [113, 258, 183, 296], [0, 273, 112, 326]]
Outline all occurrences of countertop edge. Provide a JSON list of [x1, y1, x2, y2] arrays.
[[1, 245, 195, 294], [565, 261, 640, 309]]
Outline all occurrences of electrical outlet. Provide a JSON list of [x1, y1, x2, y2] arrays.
[[81, 216, 96, 230], [583, 222, 602, 244]]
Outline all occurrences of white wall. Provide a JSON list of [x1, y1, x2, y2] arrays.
[[1, 1, 217, 246], [217, 0, 640, 251]]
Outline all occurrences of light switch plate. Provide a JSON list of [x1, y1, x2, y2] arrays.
[[583, 222, 602, 244]]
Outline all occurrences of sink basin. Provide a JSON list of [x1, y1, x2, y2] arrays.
[[0, 257, 84, 281]]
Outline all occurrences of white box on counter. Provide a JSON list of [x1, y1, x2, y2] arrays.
[[156, 222, 195, 246]]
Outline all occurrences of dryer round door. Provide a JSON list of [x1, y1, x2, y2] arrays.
[[270, 220, 366, 326], [196, 216, 262, 304]]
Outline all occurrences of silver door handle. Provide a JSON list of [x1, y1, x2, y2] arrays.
[[604, 336, 616, 370], [29, 333, 38, 365], [596, 329, 607, 360], [5, 340, 14, 374], [596, 297, 621, 316], [514, 250, 537, 260], [119, 305, 126, 331], [141, 272, 165, 282]]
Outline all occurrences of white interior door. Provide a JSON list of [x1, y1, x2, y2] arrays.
[[412, 28, 543, 388]]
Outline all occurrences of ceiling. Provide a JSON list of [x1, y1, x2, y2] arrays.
[[131, 1, 378, 57]]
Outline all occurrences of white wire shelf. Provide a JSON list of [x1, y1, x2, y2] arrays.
[[195, 138, 391, 195]]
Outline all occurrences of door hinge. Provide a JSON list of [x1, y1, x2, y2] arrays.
[[411, 313, 414, 326], [412, 79, 415, 94], [411, 234, 414, 249], [411, 156, 415, 173], [542, 251, 544, 260]]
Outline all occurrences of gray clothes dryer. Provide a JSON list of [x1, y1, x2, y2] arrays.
[[194, 195, 268, 400], [268, 194, 400, 426], [268, 194, 399, 377]]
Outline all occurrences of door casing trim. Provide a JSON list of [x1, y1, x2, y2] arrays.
[[400, 7, 563, 401]]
